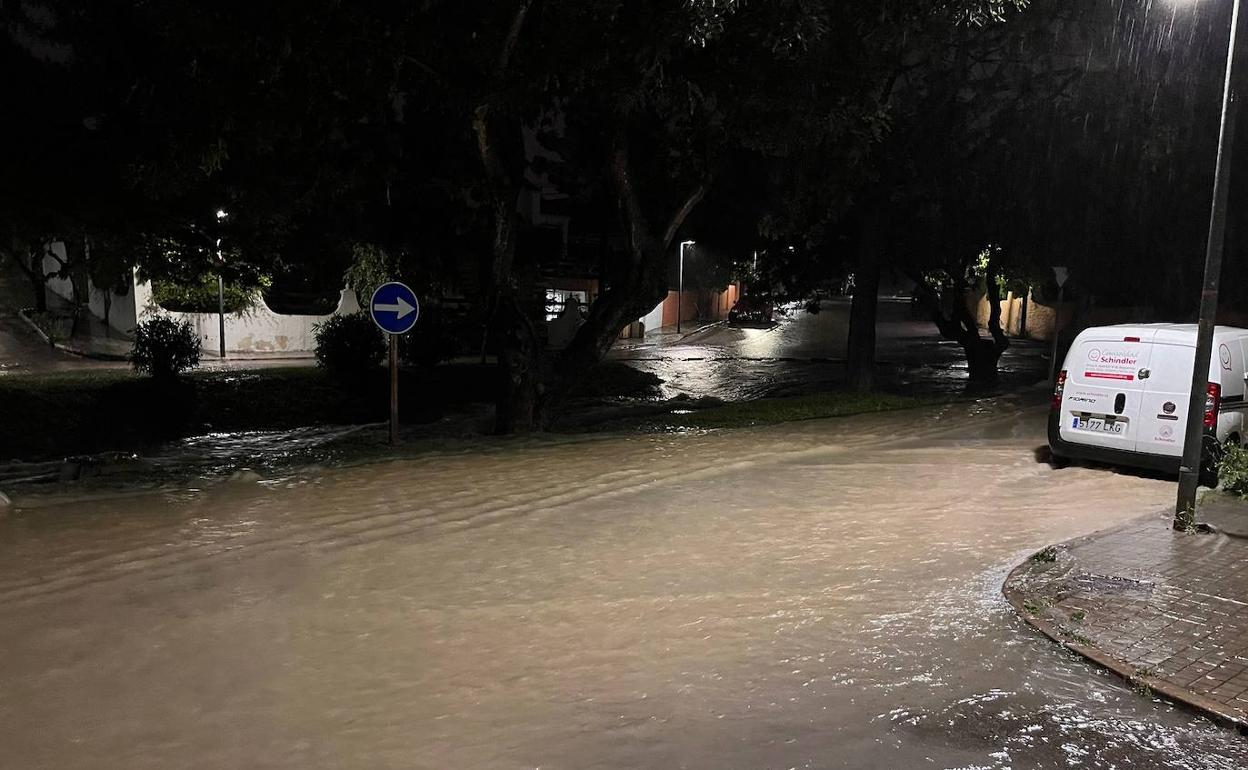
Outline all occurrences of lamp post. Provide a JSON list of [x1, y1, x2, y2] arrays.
[[678, 240, 694, 333], [215, 209, 228, 360], [1176, 0, 1242, 526], [1048, 267, 1068, 384]]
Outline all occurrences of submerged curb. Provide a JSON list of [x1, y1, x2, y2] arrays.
[[1003, 535, 1248, 734]]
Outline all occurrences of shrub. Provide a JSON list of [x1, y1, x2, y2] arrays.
[[1219, 443, 1248, 497], [130, 316, 201, 379], [314, 312, 386, 377], [152, 276, 258, 314]]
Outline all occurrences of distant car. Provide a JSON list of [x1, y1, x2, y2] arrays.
[[728, 296, 774, 326]]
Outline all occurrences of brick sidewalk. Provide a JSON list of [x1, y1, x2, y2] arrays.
[[1005, 506, 1248, 729]]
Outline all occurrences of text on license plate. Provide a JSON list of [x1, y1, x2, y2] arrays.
[[1073, 416, 1126, 434]]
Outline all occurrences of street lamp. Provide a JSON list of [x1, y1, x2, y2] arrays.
[[1175, 0, 1242, 525], [678, 240, 694, 333], [215, 209, 228, 360]]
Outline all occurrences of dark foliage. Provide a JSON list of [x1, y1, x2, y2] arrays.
[[314, 313, 386, 377], [130, 316, 201, 379], [152, 277, 255, 314]]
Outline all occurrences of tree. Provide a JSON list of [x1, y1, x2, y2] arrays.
[[699, 1, 1038, 390], [462, 1, 1047, 429], [891, 0, 1241, 383], [7, 0, 1098, 426]]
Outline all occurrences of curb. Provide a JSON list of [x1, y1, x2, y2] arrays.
[[647, 321, 726, 345], [16, 309, 130, 361], [1003, 547, 1248, 734]]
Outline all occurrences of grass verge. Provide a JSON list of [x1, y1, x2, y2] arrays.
[[0, 367, 469, 461], [0, 361, 663, 462]]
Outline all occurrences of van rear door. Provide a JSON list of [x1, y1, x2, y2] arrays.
[[1135, 343, 1197, 458], [1058, 331, 1155, 453]]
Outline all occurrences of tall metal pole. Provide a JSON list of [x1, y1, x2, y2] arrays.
[[1176, 0, 1243, 526], [216, 240, 226, 360], [389, 334, 399, 444], [1048, 285, 1064, 384], [1020, 284, 1031, 340], [677, 242, 686, 334]]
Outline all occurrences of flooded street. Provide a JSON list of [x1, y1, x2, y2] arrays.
[[2, 401, 1245, 768], [610, 298, 1048, 401]]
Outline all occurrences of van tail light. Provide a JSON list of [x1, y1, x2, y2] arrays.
[[1052, 370, 1067, 411], [1204, 382, 1221, 429]]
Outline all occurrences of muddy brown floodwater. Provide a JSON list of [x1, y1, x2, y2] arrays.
[[1, 399, 1245, 769]]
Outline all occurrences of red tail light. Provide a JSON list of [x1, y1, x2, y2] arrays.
[[1052, 370, 1067, 411], [1204, 382, 1221, 429]]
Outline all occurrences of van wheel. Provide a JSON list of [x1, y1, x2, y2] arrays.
[[1199, 436, 1224, 488]]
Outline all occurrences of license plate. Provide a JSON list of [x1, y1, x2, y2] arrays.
[[1074, 416, 1126, 434]]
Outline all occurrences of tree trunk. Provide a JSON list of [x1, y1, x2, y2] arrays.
[[472, 2, 706, 432], [101, 287, 112, 337], [847, 215, 881, 393], [3, 241, 49, 312], [27, 250, 47, 311], [62, 238, 89, 338], [494, 293, 544, 433], [967, 258, 1010, 384], [533, 137, 707, 429], [473, 1, 544, 435], [962, 337, 1004, 383], [908, 255, 1011, 387]]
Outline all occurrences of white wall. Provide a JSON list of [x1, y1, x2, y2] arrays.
[[137, 281, 361, 355], [42, 242, 139, 334], [640, 300, 664, 335], [42, 240, 363, 353]]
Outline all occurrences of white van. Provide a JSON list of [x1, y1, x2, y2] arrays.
[[1049, 324, 1248, 478]]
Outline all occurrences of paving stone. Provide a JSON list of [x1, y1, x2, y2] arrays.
[[1006, 509, 1248, 723]]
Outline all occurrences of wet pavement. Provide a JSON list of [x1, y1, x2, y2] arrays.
[[1006, 504, 1248, 728], [0, 278, 115, 375], [609, 298, 1049, 401], [0, 312, 98, 374], [2, 400, 1246, 768], [0, 264, 105, 374]]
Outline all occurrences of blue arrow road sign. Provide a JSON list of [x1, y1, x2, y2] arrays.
[[369, 281, 420, 335]]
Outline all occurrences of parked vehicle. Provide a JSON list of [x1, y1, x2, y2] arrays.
[[1048, 324, 1248, 481], [728, 296, 774, 326]]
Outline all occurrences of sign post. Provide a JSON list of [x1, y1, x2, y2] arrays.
[[1048, 266, 1069, 384], [389, 334, 399, 444], [369, 281, 420, 445]]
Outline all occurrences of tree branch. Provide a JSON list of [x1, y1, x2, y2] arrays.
[[496, 0, 533, 77], [608, 136, 652, 267], [660, 179, 709, 252], [472, 105, 510, 191]]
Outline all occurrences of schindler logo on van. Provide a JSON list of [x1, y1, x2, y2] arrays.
[[1083, 347, 1141, 382]]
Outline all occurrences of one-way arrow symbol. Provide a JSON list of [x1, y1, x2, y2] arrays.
[[373, 297, 416, 319]]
